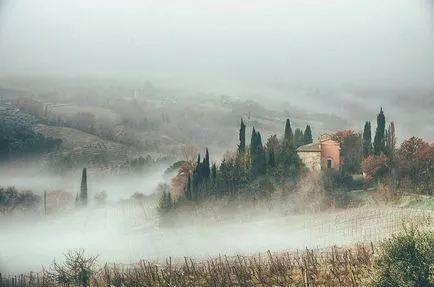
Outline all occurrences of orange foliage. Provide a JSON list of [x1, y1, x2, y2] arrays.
[[395, 137, 434, 192], [331, 130, 357, 144], [361, 154, 389, 180], [171, 160, 196, 197]]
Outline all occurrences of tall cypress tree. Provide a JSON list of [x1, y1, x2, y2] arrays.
[[250, 127, 257, 156], [363, 121, 372, 158], [284, 119, 294, 146], [303, 125, 313, 145], [80, 168, 88, 207], [203, 148, 210, 180], [238, 119, 246, 153], [373, 108, 386, 155], [251, 130, 266, 177], [294, 128, 304, 148], [196, 153, 201, 178], [385, 121, 396, 155], [268, 149, 275, 168], [211, 163, 217, 182]]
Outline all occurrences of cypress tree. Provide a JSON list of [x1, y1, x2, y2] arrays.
[[385, 121, 396, 155], [238, 119, 246, 153], [284, 119, 294, 146], [268, 149, 275, 168], [303, 125, 313, 145], [250, 127, 257, 156], [203, 148, 210, 179], [192, 171, 200, 200], [363, 121, 372, 158], [251, 131, 266, 177], [80, 168, 88, 207], [373, 108, 386, 155], [211, 163, 217, 182], [196, 153, 202, 180], [294, 128, 304, 148]]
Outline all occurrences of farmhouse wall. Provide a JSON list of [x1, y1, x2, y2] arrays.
[[298, 152, 321, 171], [320, 139, 340, 170]]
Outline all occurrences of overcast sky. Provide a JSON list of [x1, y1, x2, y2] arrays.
[[0, 0, 433, 87]]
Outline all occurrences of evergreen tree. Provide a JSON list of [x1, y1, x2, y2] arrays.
[[192, 171, 200, 200], [268, 149, 276, 168], [373, 108, 386, 155], [196, 153, 201, 178], [303, 125, 313, 144], [385, 121, 396, 155], [294, 128, 304, 148], [203, 148, 210, 180], [251, 130, 266, 177], [250, 127, 257, 156], [159, 191, 174, 211], [211, 163, 217, 182], [363, 121, 372, 158], [238, 119, 246, 153], [79, 168, 88, 207], [284, 119, 294, 146]]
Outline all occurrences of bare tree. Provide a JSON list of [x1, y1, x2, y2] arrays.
[[44, 249, 99, 287], [180, 143, 198, 161]]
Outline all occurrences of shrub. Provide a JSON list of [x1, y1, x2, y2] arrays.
[[361, 153, 389, 180], [44, 249, 99, 287], [372, 221, 434, 287], [394, 137, 434, 195], [321, 170, 352, 207]]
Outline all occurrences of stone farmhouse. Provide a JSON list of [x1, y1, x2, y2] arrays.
[[296, 134, 340, 171]]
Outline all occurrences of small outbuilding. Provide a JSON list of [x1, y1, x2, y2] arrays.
[[296, 134, 341, 171]]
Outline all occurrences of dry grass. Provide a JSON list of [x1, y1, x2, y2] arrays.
[[1, 245, 375, 287]]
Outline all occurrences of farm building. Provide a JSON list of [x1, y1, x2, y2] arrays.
[[296, 134, 340, 171]]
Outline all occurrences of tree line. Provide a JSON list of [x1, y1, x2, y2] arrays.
[[160, 119, 313, 210], [0, 120, 62, 161]]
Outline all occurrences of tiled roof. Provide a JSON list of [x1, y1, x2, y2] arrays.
[[296, 142, 321, 152]]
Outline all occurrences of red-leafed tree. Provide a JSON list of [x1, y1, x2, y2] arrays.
[[361, 153, 390, 180], [171, 160, 196, 198], [394, 137, 434, 194], [332, 130, 357, 144]]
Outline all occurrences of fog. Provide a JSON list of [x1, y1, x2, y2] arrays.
[[0, 195, 411, 273], [0, 0, 433, 88], [1, 0, 434, 275], [0, 163, 169, 200]]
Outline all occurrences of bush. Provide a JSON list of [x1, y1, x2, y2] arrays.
[[44, 249, 99, 287], [0, 187, 40, 214], [372, 221, 434, 287], [321, 170, 352, 207]]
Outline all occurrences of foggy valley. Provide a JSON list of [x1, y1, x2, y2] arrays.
[[0, 0, 433, 286]]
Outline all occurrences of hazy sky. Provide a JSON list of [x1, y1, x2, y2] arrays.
[[0, 0, 433, 87]]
